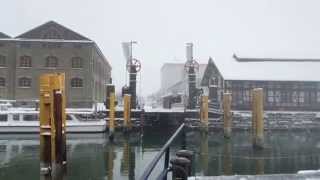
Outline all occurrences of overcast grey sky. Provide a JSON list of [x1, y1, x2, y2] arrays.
[[2, 0, 320, 95]]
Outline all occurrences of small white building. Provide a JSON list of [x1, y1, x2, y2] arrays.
[[158, 62, 206, 108]]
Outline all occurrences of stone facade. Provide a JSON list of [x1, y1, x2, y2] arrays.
[[0, 21, 111, 108]]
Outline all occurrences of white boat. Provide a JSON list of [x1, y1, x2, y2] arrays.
[[0, 101, 106, 133]]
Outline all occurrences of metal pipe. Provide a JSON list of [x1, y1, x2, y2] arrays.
[[139, 123, 185, 180]]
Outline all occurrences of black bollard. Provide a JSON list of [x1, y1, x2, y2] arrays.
[[176, 150, 193, 176], [170, 157, 190, 180]]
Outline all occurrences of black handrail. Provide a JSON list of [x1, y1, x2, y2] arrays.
[[139, 123, 186, 180]]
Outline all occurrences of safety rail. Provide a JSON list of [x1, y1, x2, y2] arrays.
[[139, 123, 186, 180]]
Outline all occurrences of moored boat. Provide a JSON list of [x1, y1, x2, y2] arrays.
[[0, 101, 106, 133]]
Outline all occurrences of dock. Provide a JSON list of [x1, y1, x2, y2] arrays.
[[188, 171, 320, 180], [101, 107, 222, 127]]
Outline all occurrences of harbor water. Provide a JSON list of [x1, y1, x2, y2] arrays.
[[1, 128, 320, 179]]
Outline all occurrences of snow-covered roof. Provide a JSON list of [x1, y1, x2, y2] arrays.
[[214, 54, 320, 82]]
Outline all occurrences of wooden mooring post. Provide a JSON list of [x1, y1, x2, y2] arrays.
[[252, 88, 264, 149], [40, 73, 66, 177], [123, 94, 131, 132], [200, 95, 209, 131], [223, 93, 232, 138], [109, 92, 116, 140]]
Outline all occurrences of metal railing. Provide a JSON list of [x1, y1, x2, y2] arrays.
[[139, 123, 186, 180]]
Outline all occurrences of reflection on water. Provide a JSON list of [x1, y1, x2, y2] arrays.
[[188, 130, 320, 176], [199, 131, 208, 176], [1, 129, 320, 179]]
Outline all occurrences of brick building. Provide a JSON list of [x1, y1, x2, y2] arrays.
[[0, 21, 111, 108]]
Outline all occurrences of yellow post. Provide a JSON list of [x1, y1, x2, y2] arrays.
[[251, 89, 256, 145], [40, 73, 66, 176], [40, 74, 53, 174], [109, 92, 116, 139], [223, 93, 232, 138], [252, 88, 264, 149], [200, 96, 209, 130], [123, 94, 131, 131]]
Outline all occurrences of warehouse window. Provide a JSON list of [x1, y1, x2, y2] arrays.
[[18, 77, 32, 87], [45, 56, 58, 67], [71, 57, 83, 68], [0, 77, 5, 87], [0, 55, 6, 67], [71, 78, 83, 88], [19, 55, 32, 67]]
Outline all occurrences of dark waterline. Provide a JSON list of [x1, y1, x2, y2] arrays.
[[1, 128, 320, 179]]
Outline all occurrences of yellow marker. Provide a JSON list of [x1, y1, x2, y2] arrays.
[[109, 92, 116, 134], [123, 94, 131, 130], [223, 93, 232, 138], [200, 96, 209, 127], [252, 88, 264, 149], [39, 73, 66, 175]]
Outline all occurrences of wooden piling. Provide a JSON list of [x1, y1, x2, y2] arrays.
[[109, 92, 116, 140], [200, 96, 209, 131], [39, 73, 66, 177], [40, 74, 52, 174], [223, 93, 232, 138], [252, 88, 264, 149], [123, 94, 131, 132], [251, 89, 256, 145]]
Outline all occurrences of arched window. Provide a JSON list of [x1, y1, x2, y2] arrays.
[[19, 55, 32, 67], [0, 77, 5, 87], [0, 55, 6, 67], [18, 77, 32, 87], [45, 56, 58, 67], [71, 78, 83, 88], [71, 57, 83, 68]]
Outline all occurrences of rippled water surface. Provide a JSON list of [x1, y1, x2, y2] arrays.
[[1, 128, 320, 179]]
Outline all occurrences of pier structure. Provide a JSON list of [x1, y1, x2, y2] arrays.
[[39, 73, 66, 177]]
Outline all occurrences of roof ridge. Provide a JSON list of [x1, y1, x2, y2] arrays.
[[233, 53, 320, 62], [15, 20, 91, 41], [0, 32, 11, 38]]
